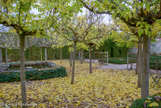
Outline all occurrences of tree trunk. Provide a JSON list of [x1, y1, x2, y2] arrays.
[[130, 58, 133, 69], [60, 47, 62, 63], [40, 48, 42, 61], [137, 37, 143, 88], [89, 45, 92, 74], [45, 48, 47, 62], [53, 49, 55, 60], [136, 46, 139, 74], [141, 35, 150, 98], [71, 42, 76, 84], [78, 51, 80, 59], [80, 49, 84, 64], [5, 48, 8, 64], [127, 52, 129, 69], [107, 51, 108, 65], [19, 35, 27, 108], [30, 48, 32, 61], [0, 49, 2, 64], [70, 51, 73, 67]]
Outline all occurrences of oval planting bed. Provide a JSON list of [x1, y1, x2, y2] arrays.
[[0, 62, 67, 82]]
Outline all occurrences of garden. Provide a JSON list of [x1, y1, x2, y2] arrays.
[[0, 0, 161, 108], [0, 60, 161, 108]]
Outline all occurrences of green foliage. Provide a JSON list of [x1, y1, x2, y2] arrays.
[[55, 13, 107, 53], [3, 40, 130, 61], [130, 94, 161, 108], [0, 67, 67, 82], [93, 39, 129, 57], [5, 46, 70, 61], [109, 54, 161, 70], [8, 49, 20, 61], [53, 46, 70, 59], [150, 62, 161, 70], [150, 55, 161, 70], [79, 0, 161, 40], [0, 0, 80, 37], [108, 57, 130, 64]]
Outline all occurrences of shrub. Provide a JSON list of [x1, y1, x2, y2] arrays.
[[150, 62, 161, 70], [0, 66, 67, 82], [108, 57, 135, 64], [130, 94, 161, 108]]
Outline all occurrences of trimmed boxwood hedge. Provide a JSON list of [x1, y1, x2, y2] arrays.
[[150, 62, 161, 70], [130, 94, 161, 108], [108, 57, 161, 70], [108, 57, 136, 64], [0, 66, 67, 82]]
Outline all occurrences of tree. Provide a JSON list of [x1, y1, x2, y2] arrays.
[[35, 36, 53, 62], [79, 0, 161, 98], [82, 22, 108, 74], [56, 13, 100, 84], [0, 31, 20, 63], [109, 20, 138, 48], [76, 42, 88, 64], [111, 19, 161, 88], [51, 32, 69, 63], [0, 32, 12, 64], [0, 0, 73, 107], [108, 20, 143, 87]]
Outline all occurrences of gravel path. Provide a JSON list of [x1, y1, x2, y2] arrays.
[[98, 63, 161, 74], [99, 63, 135, 70]]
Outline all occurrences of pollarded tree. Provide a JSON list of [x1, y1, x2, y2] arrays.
[[0, 31, 20, 64], [0, 32, 13, 64], [24, 31, 68, 62], [50, 31, 69, 63], [108, 20, 143, 88], [0, 0, 75, 107], [76, 42, 88, 64], [111, 19, 161, 88], [82, 22, 109, 74], [34, 35, 53, 62], [56, 13, 100, 84], [109, 20, 138, 48], [25, 36, 40, 61], [79, 0, 161, 98]]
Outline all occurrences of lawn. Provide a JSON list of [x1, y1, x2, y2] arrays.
[[0, 60, 160, 108]]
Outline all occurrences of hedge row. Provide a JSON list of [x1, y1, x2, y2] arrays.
[[150, 62, 161, 70], [108, 57, 135, 64], [130, 94, 161, 108], [0, 66, 67, 82], [108, 57, 161, 70]]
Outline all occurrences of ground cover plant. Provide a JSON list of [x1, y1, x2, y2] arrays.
[[131, 94, 161, 108]]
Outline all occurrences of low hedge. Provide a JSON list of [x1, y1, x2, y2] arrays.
[[150, 62, 161, 70], [130, 94, 161, 108], [108, 58, 161, 70], [0, 66, 67, 82], [108, 57, 136, 64]]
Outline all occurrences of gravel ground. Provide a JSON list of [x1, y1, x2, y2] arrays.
[[99, 63, 134, 70], [98, 63, 161, 74]]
